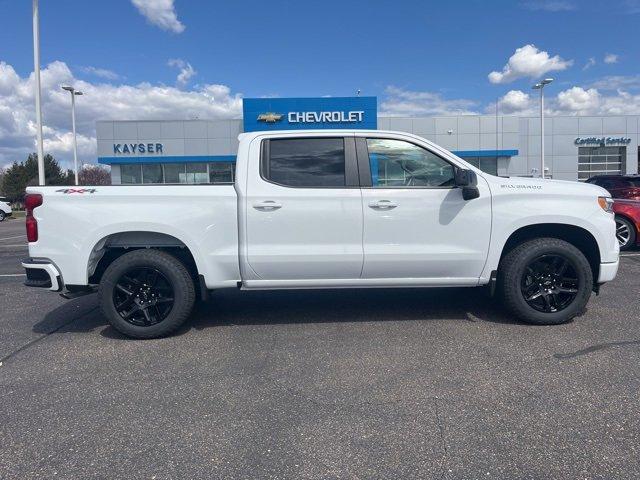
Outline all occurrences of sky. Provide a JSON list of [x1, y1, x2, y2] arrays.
[[0, 0, 639, 169]]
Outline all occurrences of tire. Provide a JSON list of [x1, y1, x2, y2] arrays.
[[499, 238, 593, 325], [0, 210, 5, 222], [615, 215, 636, 251], [99, 249, 195, 339]]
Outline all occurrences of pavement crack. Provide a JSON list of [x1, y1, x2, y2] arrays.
[[554, 339, 640, 359], [0, 306, 99, 365], [433, 396, 450, 480]]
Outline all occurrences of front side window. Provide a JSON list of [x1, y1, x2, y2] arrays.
[[366, 138, 455, 187], [264, 138, 346, 187]]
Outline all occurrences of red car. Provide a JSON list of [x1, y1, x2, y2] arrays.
[[586, 175, 640, 250]]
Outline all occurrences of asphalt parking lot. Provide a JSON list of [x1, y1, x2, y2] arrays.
[[1, 217, 639, 479]]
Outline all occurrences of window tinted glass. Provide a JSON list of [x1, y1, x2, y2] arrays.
[[209, 162, 235, 183], [164, 164, 186, 184], [366, 139, 455, 187], [121, 164, 142, 184], [142, 164, 163, 184], [266, 138, 345, 187], [185, 163, 208, 184]]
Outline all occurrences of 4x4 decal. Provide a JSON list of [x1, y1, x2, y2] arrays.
[[56, 188, 97, 194]]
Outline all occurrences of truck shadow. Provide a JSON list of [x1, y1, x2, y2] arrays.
[[32, 287, 538, 340]]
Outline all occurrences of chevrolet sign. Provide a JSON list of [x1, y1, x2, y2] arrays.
[[243, 97, 377, 132], [257, 112, 283, 123], [288, 110, 364, 123]]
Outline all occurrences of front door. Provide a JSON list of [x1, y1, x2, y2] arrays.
[[358, 136, 491, 283], [245, 136, 363, 280]]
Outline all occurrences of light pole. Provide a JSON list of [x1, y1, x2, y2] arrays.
[[62, 86, 83, 185], [532, 78, 553, 179], [32, 0, 45, 185]]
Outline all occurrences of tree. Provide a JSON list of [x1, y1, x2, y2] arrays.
[[79, 164, 111, 185], [0, 153, 73, 202], [1, 162, 29, 202], [0, 167, 6, 196]]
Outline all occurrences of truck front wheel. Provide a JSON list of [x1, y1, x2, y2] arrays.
[[99, 249, 195, 339], [499, 238, 593, 325]]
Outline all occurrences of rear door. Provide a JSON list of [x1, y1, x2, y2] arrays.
[[357, 135, 492, 283], [244, 135, 364, 280]]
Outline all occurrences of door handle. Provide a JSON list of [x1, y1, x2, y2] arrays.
[[368, 200, 398, 210], [253, 200, 282, 211]]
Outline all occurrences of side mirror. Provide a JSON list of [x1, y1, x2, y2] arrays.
[[455, 168, 480, 201]]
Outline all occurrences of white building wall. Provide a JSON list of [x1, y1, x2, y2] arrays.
[[99, 115, 639, 184]]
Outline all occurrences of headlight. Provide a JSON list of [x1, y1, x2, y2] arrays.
[[598, 196, 614, 213]]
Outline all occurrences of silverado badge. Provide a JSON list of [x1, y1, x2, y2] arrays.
[[257, 112, 283, 123]]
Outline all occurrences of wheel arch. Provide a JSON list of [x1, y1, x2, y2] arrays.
[[498, 223, 601, 284], [87, 231, 201, 288]]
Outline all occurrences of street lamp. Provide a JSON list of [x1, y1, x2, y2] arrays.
[[532, 78, 553, 179], [62, 86, 83, 185], [32, 0, 45, 185]]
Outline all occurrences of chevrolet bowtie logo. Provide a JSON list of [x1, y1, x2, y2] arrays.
[[257, 112, 283, 123]]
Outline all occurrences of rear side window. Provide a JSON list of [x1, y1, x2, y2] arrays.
[[263, 138, 346, 187]]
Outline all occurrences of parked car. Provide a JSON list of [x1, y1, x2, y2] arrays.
[[586, 175, 640, 250], [22, 130, 618, 338], [0, 197, 12, 222], [610, 200, 640, 250], [585, 175, 640, 201]]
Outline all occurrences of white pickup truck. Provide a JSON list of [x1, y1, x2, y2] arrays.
[[23, 130, 619, 338]]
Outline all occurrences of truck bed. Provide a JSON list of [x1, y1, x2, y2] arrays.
[[25, 185, 241, 289]]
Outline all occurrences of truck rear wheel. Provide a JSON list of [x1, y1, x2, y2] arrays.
[[99, 249, 195, 339], [499, 238, 593, 325]]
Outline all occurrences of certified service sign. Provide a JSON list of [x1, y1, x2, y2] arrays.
[[243, 96, 377, 132]]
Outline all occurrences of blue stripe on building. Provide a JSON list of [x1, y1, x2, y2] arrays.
[[98, 155, 237, 165]]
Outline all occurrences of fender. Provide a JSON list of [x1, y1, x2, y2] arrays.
[[480, 215, 605, 282], [83, 222, 208, 284]]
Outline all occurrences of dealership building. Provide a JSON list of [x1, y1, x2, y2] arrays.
[[96, 96, 639, 184]]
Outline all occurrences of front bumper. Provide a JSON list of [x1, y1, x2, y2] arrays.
[[598, 260, 619, 284], [22, 258, 63, 292]]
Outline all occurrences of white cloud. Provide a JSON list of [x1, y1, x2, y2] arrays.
[[582, 57, 596, 70], [490, 86, 640, 116], [488, 44, 573, 84], [380, 86, 479, 116], [167, 59, 196, 87], [498, 90, 534, 114], [0, 60, 242, 169], [588, 75, 640, 91], [520, 1, 576, 11], [131, 0, 185, 33], [604, 53, 619, 64], [556, 87, 600, 111], [78, 66, 121, 81]]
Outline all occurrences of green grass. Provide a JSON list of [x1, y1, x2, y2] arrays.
[[9, 210, 25, 218]]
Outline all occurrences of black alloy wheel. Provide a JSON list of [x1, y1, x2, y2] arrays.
[[113, 267, 175, 326], [520, 254, 579, 313]]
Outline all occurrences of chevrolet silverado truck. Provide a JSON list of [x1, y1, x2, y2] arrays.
[[22, 130, 619, 338]]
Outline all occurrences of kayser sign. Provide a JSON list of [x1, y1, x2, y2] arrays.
[[242, 96, 378, 132]]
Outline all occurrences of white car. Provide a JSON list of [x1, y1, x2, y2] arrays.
[[22, 130, 619, 338], [0, 197, 12, 222]]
